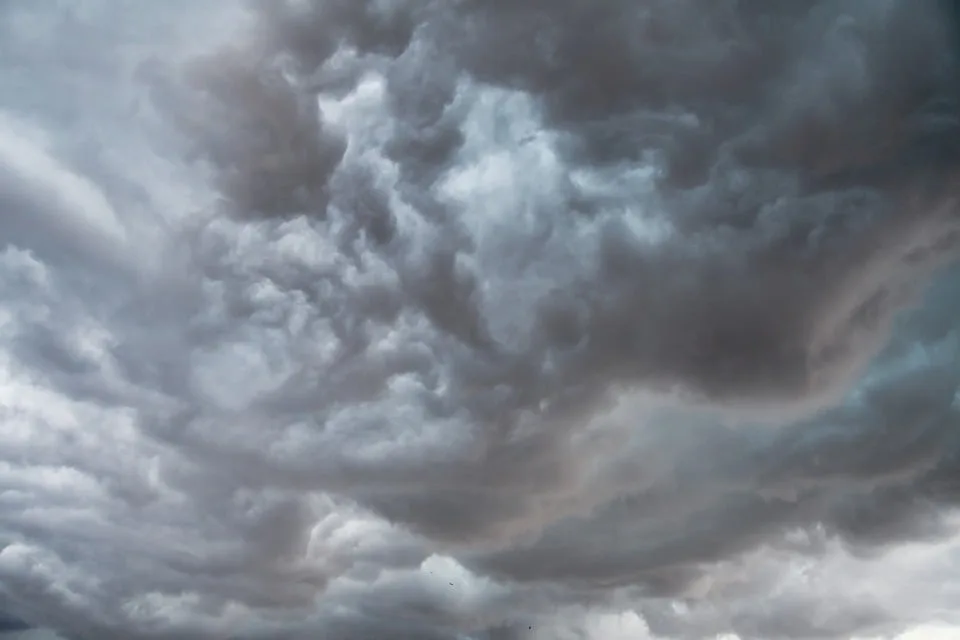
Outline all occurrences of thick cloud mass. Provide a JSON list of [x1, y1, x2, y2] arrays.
[[2, 0, 960, 638]]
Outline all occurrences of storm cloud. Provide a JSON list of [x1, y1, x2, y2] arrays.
[[1, 0, 960, 638]]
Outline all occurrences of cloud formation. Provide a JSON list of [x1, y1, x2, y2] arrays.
[[1, 0, 960, 638]]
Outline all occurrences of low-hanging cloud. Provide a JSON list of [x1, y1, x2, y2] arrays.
[[1, 0, 960, 638]]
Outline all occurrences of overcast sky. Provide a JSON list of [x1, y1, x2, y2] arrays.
[[1, 0, 960, 638]]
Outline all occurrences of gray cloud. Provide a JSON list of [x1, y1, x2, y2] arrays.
[[2, 0, 960, 638]]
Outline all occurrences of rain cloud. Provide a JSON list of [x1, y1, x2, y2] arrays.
[[1, 0, 960, 638]]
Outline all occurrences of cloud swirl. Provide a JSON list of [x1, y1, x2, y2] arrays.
[[1, 1, 960, 638]]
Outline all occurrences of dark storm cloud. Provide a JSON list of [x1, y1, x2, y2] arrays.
[[3, 0, 960, 639], [149, 0, 960, 538], [157, 0, 960, 406], [0, 611, 31, 632]]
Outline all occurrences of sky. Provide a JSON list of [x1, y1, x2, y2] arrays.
[[1, 0, 960, 638]]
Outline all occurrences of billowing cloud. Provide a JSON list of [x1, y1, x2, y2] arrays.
[[1, 0, 960, 638]]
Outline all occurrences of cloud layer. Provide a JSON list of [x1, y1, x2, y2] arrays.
[[1, 0, 960, 638]]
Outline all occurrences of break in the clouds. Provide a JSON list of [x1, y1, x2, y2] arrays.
[[2, 0, 960, 638]]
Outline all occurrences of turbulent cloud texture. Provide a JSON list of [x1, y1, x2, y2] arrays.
[[1, 0, 960, 638]]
